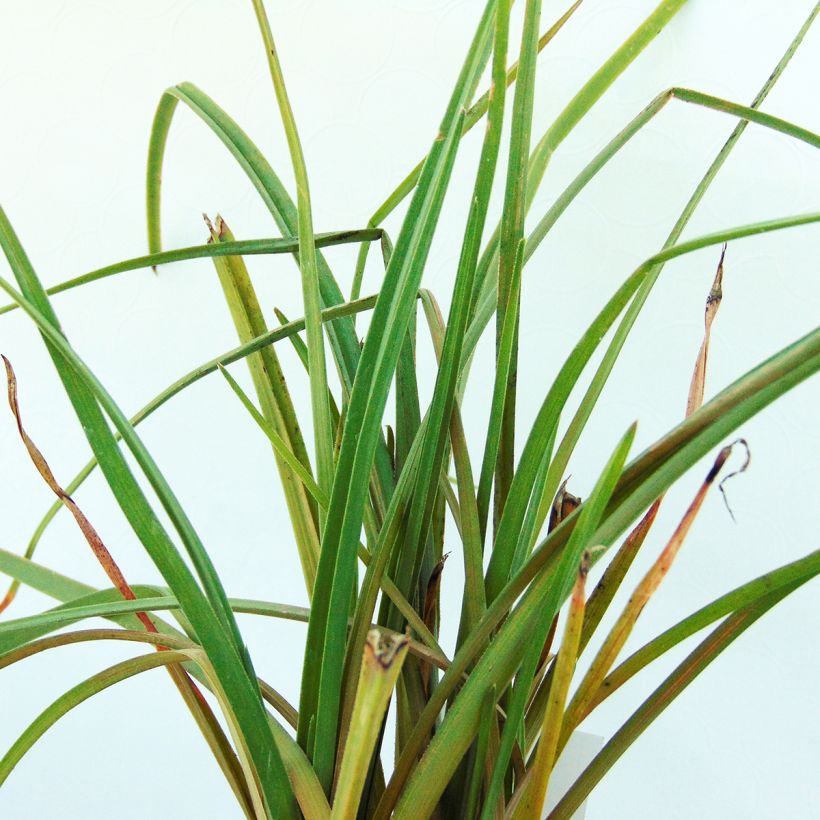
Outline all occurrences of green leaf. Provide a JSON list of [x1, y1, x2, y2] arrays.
[[250, 0, 335, 511], [597, 548, 820, 709], [0, 230, 381, 317], [0, 650, 194, 788], [512, 554, 589, 818], [478, 426, 633, 820], [144, 81, 395, 505], [390, 425, 636, 819], [331, 631, 409, 819], [465, 0, 691, 357], [561, 444, 740, 749], [468, 87, 820, 372], [418, 293, 486, 643], [0, 208, 296, 818], [492, 0, 542, 530], [207, 216, 320, 594], [350, 0, 584, 303], [547, 586, 802, 819], [219, 363, 326, 507], [1, 293, 378, 611], [379, 0, 510, 639], [298, 0, 497, 791], [0, 590, 308, 656], [477, 236, 523, 547], [378, 295, 820, 817]]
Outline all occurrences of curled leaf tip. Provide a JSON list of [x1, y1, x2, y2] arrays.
[[3, 355, 158, 633], [717, 438, 751, 522]]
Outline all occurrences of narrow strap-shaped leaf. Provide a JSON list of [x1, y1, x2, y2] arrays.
[[467, 85, 820, 390], [378, 269, 820, 818], [146, 81, 361, 394], [0, 590, 302, 657], [145, 81, 395, 505], [0, 601, 330, 818], [517, 212, 820, 568], [483, 268, 643, 603], [462, 685, 498, 820], [340, 424, 427, 738], [0, 628, 196, 669], [350, 0, 584, 303], [0, 626, 259, 819], [379, 0, 510, 638], [511, 554, 588, 819], [493, 0, 542, 531], [0, 210, 241, 651], [478, 237, 523, 549], [591, 547, 820, 712], [419, 292, 486, 644], [250, 0, 335, 510], [299, 1, 497, 791], [528, 0, 690, 202], [0, 586, 443, 673], [472, 215, 820, 691], [3, 356, 157, 635], [395, 312, 422, 482], [0, 230, 381, 316], [207, 216, 320, 594], [0, 650, 193, 788], [0, 551, 191, 651], [466, 0, 690, 353], [273, 306, 342, 438], [394, 299, 817, 818], [547, 586, 802, 819], [528, 102, 820, 535], [219, 363, 325, 506], [214, 368, 440, 662], [576, 242, 727, 658], [0, 210, 296, 817], [478, 426, 632, 820], [386, 426, 635, 820], [561, 443, 741, 750], [266, 718, 332, 820], [577, 499, 659, 656], [2, 357, 256, 808], [215, 367, 442, 658], [1, 293, 379, 614], [331, 631, 409, 819], [0, 546, 91, 602]]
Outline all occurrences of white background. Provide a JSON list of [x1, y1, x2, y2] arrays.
[[1, 1, 819, 818]]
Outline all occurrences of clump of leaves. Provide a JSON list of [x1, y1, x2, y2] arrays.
[[1, 1, 819, 818]]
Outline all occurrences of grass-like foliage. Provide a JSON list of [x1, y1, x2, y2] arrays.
[[1, 1, 819, 817]]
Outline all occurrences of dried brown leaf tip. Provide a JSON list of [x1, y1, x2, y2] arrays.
[[549, 478, 582, 532], [365, 629, 410, 670], [203, 212, 231, 243], [715, 437, 751, 522], [422, 552, 449, 632], [202, 212, 216, 241], [2, 355, 157, 635], [687, 243, 726, 417]]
